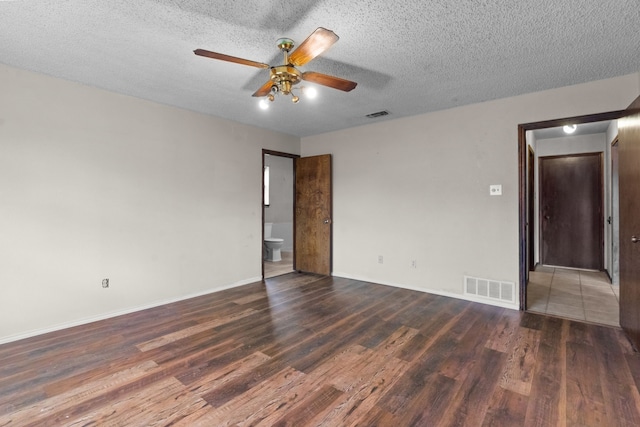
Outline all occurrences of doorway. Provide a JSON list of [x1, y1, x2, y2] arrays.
[[518, 110, 629, 325], [262, 150, 298, 279], [261, 150, 334, 279]]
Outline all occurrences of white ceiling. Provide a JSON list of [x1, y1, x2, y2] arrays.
[[1, 1, 639, 137]]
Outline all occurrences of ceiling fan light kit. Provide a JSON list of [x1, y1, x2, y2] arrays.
[[194, 27, 357, 108]]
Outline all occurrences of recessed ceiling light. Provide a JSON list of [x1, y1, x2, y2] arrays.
[[563, 124, 577, 134]]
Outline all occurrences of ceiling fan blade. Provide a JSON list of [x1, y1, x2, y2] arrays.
[[194, 49, 270, 69], [302, 71, 357, 92], [252, 80, 275, 97], [288, 27, 339, 67]]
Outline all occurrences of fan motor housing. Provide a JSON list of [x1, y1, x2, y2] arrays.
[[270, 65, 301, 94]]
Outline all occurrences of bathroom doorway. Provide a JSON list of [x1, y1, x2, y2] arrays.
[[262, 150, 298, 279]]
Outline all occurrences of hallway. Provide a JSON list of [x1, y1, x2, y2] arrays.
[[527, 266, 619, 327]]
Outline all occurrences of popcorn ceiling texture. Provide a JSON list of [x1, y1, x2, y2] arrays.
[[0, 0, 638, 136]]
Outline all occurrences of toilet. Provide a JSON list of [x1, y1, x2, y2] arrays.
[[264, 223, 284, 262]]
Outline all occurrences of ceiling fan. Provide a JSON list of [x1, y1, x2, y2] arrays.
[[194, 27, 357, 106]]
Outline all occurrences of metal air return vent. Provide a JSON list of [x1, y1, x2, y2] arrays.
[[365, 110, 389, 118], [464, 276, 515, 303]]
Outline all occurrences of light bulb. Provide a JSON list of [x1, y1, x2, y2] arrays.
[[563, 124, 577, 134], [305, 86, 317, 99], [259, 99, 270, 110]]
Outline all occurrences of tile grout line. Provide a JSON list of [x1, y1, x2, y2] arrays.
[[532, 266, 619, 327], [544, 268, 553, 314], [578, 270, 587, 322]]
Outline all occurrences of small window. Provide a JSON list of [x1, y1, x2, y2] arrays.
[[264, 166, 270, 206]]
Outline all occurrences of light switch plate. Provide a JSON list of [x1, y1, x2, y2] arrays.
[[489, 184, 502, 196]]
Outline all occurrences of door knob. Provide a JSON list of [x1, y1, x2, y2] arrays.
[[323, 219, 332, 224], [632, 236, 639, 244]]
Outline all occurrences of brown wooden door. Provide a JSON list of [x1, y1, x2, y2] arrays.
[[294, 154, 332, 275], [619, 109, 640, 349], [539, 153, 603, 270]]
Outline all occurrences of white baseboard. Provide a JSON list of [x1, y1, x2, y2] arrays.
[[332, 271, 519, 311], [2, 272, 520, 345], [0, 276, 262, 345]]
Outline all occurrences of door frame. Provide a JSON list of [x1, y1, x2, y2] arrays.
[[610, 138, 620, 284], [262, 149, 300, 280], [527, 145, 535, 275], [517, 109, 630, 310]]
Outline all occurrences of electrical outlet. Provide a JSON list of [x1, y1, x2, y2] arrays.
[[378, 255, 383, 264], [411, 260, 417, 268], [102, 278, 109, 288]]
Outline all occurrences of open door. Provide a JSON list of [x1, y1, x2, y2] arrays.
[[618, 98, 640, 349], [295, 154, 332, 275]]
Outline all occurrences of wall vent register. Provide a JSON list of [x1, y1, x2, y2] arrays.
[[464, 276, 515, 303], [366, 110, 389, 118]]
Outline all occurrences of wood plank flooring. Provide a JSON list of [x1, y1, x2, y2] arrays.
[[2, 273, 640, 426]]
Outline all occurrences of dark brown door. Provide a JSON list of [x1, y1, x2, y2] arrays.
[[294, 154, 332, 275], [539, 153, 603, 270], [619, 109, 640, 349]]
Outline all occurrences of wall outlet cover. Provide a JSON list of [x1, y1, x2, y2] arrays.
[[489, 184, 502, 196]]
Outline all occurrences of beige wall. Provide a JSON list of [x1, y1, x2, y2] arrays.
[[302, 73, 640, 307], [2, 62, 638, 343], [0, 64, 299, 343]]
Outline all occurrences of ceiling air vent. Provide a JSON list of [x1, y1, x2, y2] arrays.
[[366, 110, 389, 118]]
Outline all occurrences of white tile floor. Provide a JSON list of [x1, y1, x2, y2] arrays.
[[527, 266, 620, 327], [263, 251, 294, 279]]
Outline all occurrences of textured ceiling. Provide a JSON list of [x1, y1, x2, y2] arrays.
[[1, 0, 639, 137]]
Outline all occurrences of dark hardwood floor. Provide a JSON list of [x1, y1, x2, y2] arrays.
[[2, 273, 640, 426]]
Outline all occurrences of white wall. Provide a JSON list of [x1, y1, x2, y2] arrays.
[[0, 64, 299, 343], [536, 133, 606, 157], [302, 73, 640, 308], [606, 121, 620, 284]]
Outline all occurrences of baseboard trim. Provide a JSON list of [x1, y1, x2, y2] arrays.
[[0, 276, 262, 345], [604, 269, 613, 283], [332, 271, 519, 310]]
